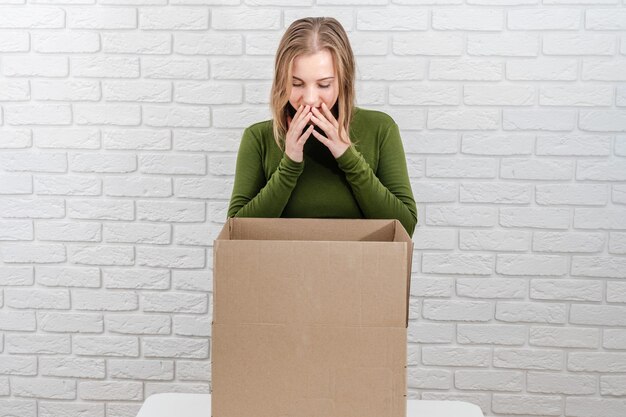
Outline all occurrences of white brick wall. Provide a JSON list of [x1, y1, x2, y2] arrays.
[[0, 2, 625, 417]]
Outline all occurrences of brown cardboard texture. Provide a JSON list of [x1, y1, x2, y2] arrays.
[[212, 218, 413, 417]]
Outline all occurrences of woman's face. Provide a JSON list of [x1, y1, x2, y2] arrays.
[[288, 49, 339, 118]]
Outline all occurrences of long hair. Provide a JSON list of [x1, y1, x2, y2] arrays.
[[270, 17, 356, 150]]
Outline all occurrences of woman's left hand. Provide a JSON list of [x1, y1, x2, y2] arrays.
[[310, 102, 351, 159]]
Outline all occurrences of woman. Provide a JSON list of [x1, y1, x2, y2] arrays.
[[227, 17, 417, 237]]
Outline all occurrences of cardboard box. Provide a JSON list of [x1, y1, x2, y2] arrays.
[[212, 218, 413, 417]]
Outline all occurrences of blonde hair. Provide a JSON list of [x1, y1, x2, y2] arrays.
[[270, 17, 356, 150]]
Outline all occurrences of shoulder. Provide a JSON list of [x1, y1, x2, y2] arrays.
[[244, 119, 274, 137], [352, 107, 397, 129]]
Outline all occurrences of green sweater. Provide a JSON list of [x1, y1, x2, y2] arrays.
[[227, 107, 417, 237]]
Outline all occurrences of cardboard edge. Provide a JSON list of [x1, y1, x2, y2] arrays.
[[393, 220, 414, 329]]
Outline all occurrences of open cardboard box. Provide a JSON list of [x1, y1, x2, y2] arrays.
[[212, 218, 413, 417]]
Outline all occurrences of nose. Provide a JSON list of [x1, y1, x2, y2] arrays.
[[302, 87, 319, 107]]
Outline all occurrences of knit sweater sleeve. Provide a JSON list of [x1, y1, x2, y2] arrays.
[[335, 121, 417, 236], [227, 126, 304, 218]]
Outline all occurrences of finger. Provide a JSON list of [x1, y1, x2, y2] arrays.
[[310, 112, 333, 135], [311, 128, 328, 144], [298, 125, 315, 145], [287, 115, 293, 127], [321, 103, 339, 128], [295, 105, 310, 125], [296, 111, 313, 132]]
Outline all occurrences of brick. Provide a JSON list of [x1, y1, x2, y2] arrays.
[[426, 157, 495, 177], [0, 356, 36, 375], [540, 85, 613, 106], [12, 377, 76, 399], [507, 58, 577, 80], [607, 281, 626, 303], [580, 110, 626, 132], [544, 34, 615, 55], [578, 160, 626, 180], [144, 382, 209, 396], [103, 129, 170, 150], [457, 278, 526, 299], [393, 33, 463, 56], [105, 403, 141, 417], [408, 323, 454, 344], [0, 151, 67, 172], [530, 326, 599, 349], [175, 33, 242, 55], [208, 155, 236, 176], [139, 154, 205, 175], [390, 85, 459, 106], [508, 8, 580, 30], [601, 376, 626, 396], [34, 128, 100, 150], [493, 394, 561, 415], [429, 109, 499, 130], [176, 360, 211, 382], [422, 253, 493, 275], [569, 353, 626, 372], [37, 266, 100, 288], [468, 33, 538, 57], [211, 9, 279, 30], [494, 348, 563, 370], [502, 158, 573, 180], [455, 370, 523, 391], [144, 106, 211, 128], [571, 305, 626, 326], [7, 334, 70, 354], [504, 109, 576, 131], [586, 8, 626, 30], [604, 329, 626, 349], [103, 81, 171, 103], [103, 268, 170, 289], [143, 292, 207, 313], [1, 197, 65, 219], [212, 106, 271, 128], [39, 402, 104, 417], [33, 32, 99, 53], [536, 184, 608, 205], [175, 177, 229, 198], [38, 312, 103, 333], [3, 56, 68, 77], [609, 232, 626, 254], [6, 288, 69, 309], [74, 336, 139, 357], [0, 79, 29, 100], [0, 401, 36, 417], [0, 220, 33, 240], [533, 232, 605, 253], [104, 177, 171, 198], [422, 347, 491, 367], [566, 397, 626, 417], [73, 290, 138, 311], [0, 31, 29, 52], [72, 56, 139, 78], [615, 185, 626, 204], [411, 229, 455, 251], [532, 279, 602, 302], [143, 337, 209, 359], [69, 153, 136, 173], [458, 324, 526, 345], [572, 255, 626, 278], [106, 314, 171, 335], [137, 201, 205, 222], [34, 175, 102, 196], [40, 357, 105, 379], [462, 133, 533, 155], [422, 300, 493, 322], [465, 84, 534, 105], [75, 104, 141, 126], [583, 59, 626, 81], [408, 368, 452, 390], [496, 302, 567, 324], [496, 254, 567, 276], [136, 247, 205, 268], [433, 8, 502, 30], [0, 130, 31, 148], [68, 199, 133, 220], [175, 82, 242, 105], [0, 266, 33, 286], [69, 245, 134, 266], [574, 209, 626, 230], [358, 8, 427, 30], [79, 381, 142, 401], [109, 360, 174, 380], [142, 57, 208, 80], [528, 372, 596, 395], [406, 183, 458, 204], [536, 133, 612, 156], [102, 32, 171, 54], [0, 7, 64, 28], [172, 270, 212, 292], [0, 311, 36, 331], [461, 182, 530, 203], [37, 221, 101, 243], [174, 315, 211, 337], [174, 224, 222, 246]]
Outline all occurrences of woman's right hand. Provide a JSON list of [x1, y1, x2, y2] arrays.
[[285, 104, 315, 163]]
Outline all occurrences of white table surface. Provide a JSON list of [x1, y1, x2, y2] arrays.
[[136, 393, 484, 417]]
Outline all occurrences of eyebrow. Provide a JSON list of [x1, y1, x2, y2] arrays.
[[292, 76, 335, 82]]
